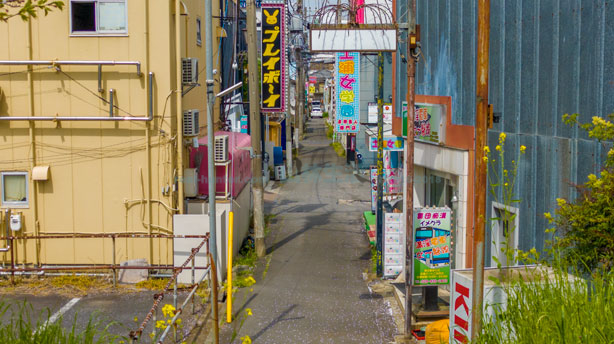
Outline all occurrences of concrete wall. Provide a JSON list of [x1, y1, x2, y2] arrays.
[[0, 0, 222, 266]]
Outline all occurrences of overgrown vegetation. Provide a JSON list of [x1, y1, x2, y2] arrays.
[[0, 0, 64, 22], [322, 111, 329, 118], [473, 119, 614, 343], [325, 122, 334, 140], [544, 113, 614, 272], [0, 275, 119, 297], [330, 142, 345, 157], [0, 300, 123, 343]]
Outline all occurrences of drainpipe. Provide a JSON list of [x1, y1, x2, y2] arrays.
[[145, 0, 154, 265], [176, 0, 185, 215], [27, 19, 40, 267]]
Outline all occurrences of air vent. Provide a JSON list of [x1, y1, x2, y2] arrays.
[[182, 58, 199, 85], [183, 109, 200, 136], [214, 135, 229, 162]]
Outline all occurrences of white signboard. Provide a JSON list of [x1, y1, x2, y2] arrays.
[[384, 212, 403, 278], [383, 103, 393, 124], [310, 29, 397, 52], [368, 102, 378, 124]]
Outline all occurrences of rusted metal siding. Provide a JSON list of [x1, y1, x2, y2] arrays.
[[413, 0, 613, 261]]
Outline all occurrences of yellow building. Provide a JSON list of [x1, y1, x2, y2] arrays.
[[0, 1, 223, 267]]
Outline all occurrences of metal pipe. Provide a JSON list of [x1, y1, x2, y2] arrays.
[[98, 65, 103, 92], [227, 211, 234, 322], [0, 210, 10, 253], [0, 60, 141, 75], [0, 233, 206, 240], [175, 0, 185, 217], [112, 236, 117, 287], [191, 254, 195, 315], [471, 0, 491, 339], [109, 89, 115, 117], [0, 72, 154, 121], [0, 265, 209, 272]]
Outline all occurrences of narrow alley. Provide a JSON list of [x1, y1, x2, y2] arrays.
[[221, 118, 397, 343]]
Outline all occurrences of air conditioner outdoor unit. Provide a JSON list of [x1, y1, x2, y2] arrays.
[[182, 58, 199, 85], [183, 109, 200, 136], [214, 135, 229, 162]]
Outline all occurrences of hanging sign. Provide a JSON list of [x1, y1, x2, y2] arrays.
[[260, 2, 286, 112], [335, 52, 360, 133], [368, 136, 404, 151], [367, 102, 378, 124], [402, 102, 445, 143], [413, 207, 452, 286], [383, 103, 393, 124]]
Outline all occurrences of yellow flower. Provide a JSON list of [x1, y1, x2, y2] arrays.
[[156, 320, 167, 329], [162, 304, 176, 318], [241, 335, 252, 344], [556, 198, 567, 207], [246, 308, 253, 316], [520, 145, 526, 153], [495, 145, 502, 152], [544, 212, 553, 223], [504, 182, 508, 187], [503, 169, 508, 177], [499, 132, 506, 143], [482, 156, 488, 163], [483, 146, 490, 154], [133, 316, 138, 322]]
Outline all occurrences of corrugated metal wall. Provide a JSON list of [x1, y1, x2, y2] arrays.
[[412, 0, 614, 263]]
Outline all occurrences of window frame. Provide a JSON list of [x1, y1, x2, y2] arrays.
[[490, 202, 519, 267], [196, 17, 202, 46], [1, 172, 29, 208], [69, 0, 129, 36]]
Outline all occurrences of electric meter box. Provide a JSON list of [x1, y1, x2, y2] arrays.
[[9, 214, 22, 231]]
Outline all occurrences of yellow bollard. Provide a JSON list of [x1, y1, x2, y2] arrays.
[[227, 211, 234, 322]]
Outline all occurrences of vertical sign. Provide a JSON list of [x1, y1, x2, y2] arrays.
[[383, 103, 393, 124], [384, 212, 403, 277], [367, 102, 378, 124], [402, 102, 443, 143], [413, 207, 452, 286], [335, 52, 360, 133], [261, 2, 286, 112]]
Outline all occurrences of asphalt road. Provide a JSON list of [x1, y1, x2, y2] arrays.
[[221, 118, 397, 343]]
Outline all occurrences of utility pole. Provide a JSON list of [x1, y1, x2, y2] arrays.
[[376, 52, 384, 277], [294, 48, 301, 152], [247, 0, 266, 257], [471, 0, 490, 338], [204, 0, 217, 275], [404, 0, 417, 335]]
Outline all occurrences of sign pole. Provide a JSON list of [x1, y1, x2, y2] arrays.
[[404, 0, 417, 335], [376, 52, 385, 277]]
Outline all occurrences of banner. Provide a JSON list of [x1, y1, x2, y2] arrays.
[[261, 2, 286, 112], [335, 52, 360, 133], [402, 101, 444, 143], [370, 166, 377, 213], [413, 207, 452, 286], [368, 136, 404, 151]]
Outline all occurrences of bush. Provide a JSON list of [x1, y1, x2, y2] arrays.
[[546, 114, 614, 272]]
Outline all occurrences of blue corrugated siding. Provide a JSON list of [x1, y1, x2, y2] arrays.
[[409, 0, 613, 264]]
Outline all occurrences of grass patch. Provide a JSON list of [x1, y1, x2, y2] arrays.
[[330, 142, 345, 157], [325, 122, 334, 140], [322, 112, 329, 118], [0, 300, 124, 343], [370, 246, 377, 273], [134, 278, 170, 291], [0, 275, 121, 297]]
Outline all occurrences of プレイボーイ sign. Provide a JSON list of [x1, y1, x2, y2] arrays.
[[260, 3, 286, 112]]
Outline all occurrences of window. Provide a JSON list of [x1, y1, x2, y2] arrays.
[[71, 0, 127, 34], [196, 17, 202, 46], [491, 202, 519, 267], [1, 172, 28, 207]]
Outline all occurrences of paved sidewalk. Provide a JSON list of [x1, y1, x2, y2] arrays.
[[219, 118, 397, 343]]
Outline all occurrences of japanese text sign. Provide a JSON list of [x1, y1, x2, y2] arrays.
[[413, 208, 452, 286], [368, 136, 404, 151], [402, 102, 443, 143], [335, 52, 360, 133], [260, 3, 286, 112]]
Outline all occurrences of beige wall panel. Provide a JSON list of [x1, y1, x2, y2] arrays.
[[41, 238, 75, 264]]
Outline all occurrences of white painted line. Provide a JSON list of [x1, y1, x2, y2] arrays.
[[40, 297, 81, 329]]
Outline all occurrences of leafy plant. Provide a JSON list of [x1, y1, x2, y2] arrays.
[[545, 113, 614, 272], [0, 0, 64, 22]]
